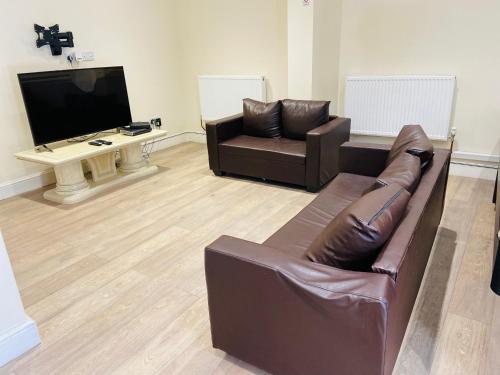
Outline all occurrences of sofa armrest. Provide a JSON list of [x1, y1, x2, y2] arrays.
[[206, 114, 243, 173], [305, 117, 351, 191], [339, 142, 392, 177], [205, 235, 395, 375]]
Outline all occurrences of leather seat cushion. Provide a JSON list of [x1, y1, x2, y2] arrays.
[[219, 135, 307, 185], [264, 173, 377, 258], [219, 135, 306, 165], [306, 184, 411, 271]]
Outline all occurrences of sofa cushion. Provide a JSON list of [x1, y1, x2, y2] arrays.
[[218, 135, 308, 185], [372, 152, 422, 193], [372, 149, 449, 279], [281, 99, 330, 140], [305, 184, 411, 271], [242, 99, 282, 138], [387, 125, 434, 166], [219, 135, 306, 165], [263, 173, 376, 258]]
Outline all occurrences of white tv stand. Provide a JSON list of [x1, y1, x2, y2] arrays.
[[15, 129, 167, 204]]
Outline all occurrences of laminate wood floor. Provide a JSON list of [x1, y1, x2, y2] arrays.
[[0, 142, 498, 375]]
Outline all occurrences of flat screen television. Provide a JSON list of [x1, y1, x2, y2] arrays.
[[18, 66, 132, 146]]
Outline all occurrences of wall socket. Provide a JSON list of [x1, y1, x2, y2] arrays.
[[67, 51, 95, 62], [150, 118, 162, 128]]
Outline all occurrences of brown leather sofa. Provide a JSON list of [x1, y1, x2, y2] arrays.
[[206, 109, 351, 192], [205, 141, 450, 375], [492, 166, 499, 295]]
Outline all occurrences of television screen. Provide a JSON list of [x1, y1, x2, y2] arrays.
[[18, 66, 132, 146]]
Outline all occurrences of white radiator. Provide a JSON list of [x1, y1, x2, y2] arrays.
[[198, 75, 266, 121], [344, 75, 456, 140]]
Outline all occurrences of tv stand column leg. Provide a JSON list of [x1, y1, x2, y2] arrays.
[[119, 143, 147, 173], [44, 161, 89, 204]]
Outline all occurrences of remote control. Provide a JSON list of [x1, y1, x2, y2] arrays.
[[96, 140, 112, 145], [88, 141, 102, 146]]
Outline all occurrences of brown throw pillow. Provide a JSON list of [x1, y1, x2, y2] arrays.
[[281, 99, 330, 140], [387, 125, 434, 166], [373, 152, 422, 193], [306, 184, 410, 270], [242, 98, 282, 138]]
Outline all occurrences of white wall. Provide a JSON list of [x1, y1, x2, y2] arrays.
[[312, 0, 343, 113], [338, 0, 500, 157], [0, 233, 25, 334], [176, 0, 289, 133], [0, 0, 184, 186], [287, 0, 314, 99], [0, 231, 40, 366], [287, 0, 343, 112]]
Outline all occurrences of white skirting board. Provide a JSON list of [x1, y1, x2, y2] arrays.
[[0, 318, 40, 367], [449, 163, 497, 181], [452, 151, 499, 163], [0, 132, 207, 201], [450, 150, 499, 181], [152, 131, 206, 152], [0, 169, 56, 201]]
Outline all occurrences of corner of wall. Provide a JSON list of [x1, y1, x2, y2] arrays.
[[0, 232, 41, 367], [0, 318, 40, 367], [311, 0, 343, 112]]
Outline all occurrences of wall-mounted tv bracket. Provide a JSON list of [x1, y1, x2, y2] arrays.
[[34, 24, 74, 56]]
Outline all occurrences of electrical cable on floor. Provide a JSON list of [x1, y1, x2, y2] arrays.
[[146, 131, 206, 146], [138, 130, 207, 160], [140, 131, 206, 161], [142, 139, 155, 160]]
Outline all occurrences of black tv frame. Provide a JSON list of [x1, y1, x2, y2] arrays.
[[17, 66, 132, 146]]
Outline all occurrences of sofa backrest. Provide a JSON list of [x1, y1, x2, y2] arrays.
[[371, 149, 450, 281], [281, 99, 331, 140]]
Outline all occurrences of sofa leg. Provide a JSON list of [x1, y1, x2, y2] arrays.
[[213, 170, 224, 176], [306, 185, 319, 193]]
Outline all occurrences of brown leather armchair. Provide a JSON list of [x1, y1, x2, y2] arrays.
[[206, 114, 351, 192]]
